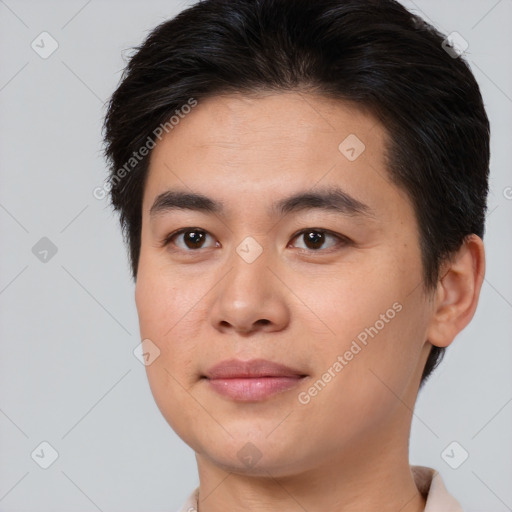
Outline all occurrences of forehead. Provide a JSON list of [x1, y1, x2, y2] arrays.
[[143, 92, 411, 221], [151, 91, 386, 155]]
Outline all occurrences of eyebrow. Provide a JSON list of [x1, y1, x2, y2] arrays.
[[149, 186, 374, 220]]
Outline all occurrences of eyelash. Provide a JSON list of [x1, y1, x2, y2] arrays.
[[159, 227, 351, 254]]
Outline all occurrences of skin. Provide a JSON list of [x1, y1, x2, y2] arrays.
[[135, 91, 485, 512]]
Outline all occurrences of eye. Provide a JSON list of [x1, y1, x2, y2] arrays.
[[161, 227, 350, 253], [289, 229, 349, 252], [161, 228, 218, 251]]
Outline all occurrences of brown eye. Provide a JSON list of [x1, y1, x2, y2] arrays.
[[302, 231, 326, 250], [164, 228, 217, 250], [291, 229, 348, 251], [182, 230, 207, 249]]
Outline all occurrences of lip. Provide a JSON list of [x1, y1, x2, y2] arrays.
[[203, 358, 307, 402]]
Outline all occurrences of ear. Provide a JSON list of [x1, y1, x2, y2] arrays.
[[426, 234, 486, 348]]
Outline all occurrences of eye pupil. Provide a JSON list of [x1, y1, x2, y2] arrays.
[[304, 231, 325, 249]]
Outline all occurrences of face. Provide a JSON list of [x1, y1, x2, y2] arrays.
[[135, 92, 434, 476]]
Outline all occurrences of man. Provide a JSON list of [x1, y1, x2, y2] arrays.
[[102, 0, 489, 510]]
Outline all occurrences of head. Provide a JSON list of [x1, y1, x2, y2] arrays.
[[102, 0, 488, 476]]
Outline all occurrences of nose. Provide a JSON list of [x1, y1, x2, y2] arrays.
[[209, 241, 290, 335]]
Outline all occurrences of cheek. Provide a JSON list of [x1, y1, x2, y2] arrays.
[[291, 300, 427, 451], [296, 264, 401, 343], [135, 262, 193, 386], [135, 273, 173, 339], [298, 260, 428, 395], [135, 254, 198, 342], [135, 268, 205, 440]]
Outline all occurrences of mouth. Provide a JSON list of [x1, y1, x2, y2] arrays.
[[202, 358, 308, 402]]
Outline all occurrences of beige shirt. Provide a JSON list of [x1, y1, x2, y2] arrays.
[[175, 465, 463, 512]]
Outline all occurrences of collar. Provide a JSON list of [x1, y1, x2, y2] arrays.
[[411, 465, 463, 512]]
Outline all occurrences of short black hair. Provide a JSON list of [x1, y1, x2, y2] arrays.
[[102, 0, 490, 386]]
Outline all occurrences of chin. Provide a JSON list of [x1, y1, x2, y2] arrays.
[[192, 432, 314, 477]]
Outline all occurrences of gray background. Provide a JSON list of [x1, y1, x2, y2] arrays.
[[0, 0, 510, 511]]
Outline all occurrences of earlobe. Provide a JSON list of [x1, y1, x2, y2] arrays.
[[426, 234, 486, 348]]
